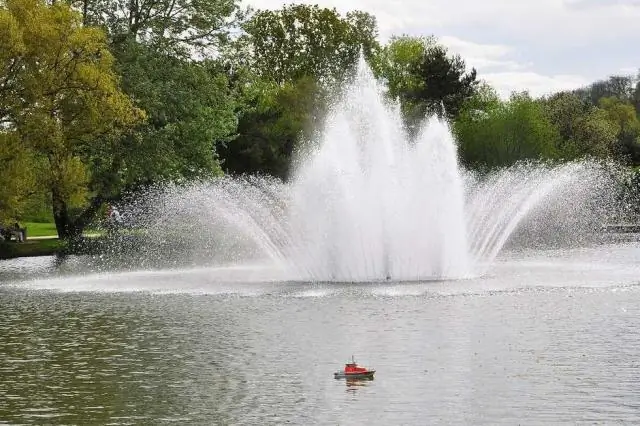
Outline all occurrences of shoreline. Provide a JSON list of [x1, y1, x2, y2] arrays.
[[0, 239, 66, 260]]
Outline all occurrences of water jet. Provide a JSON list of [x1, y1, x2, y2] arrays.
[[123, 59, 616, 283]]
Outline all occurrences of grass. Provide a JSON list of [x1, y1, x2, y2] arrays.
[[23, 221, 58, 237]]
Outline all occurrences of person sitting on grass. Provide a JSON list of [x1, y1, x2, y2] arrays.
[[11, 222, 24, 242]]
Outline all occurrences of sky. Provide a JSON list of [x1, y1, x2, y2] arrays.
[[245, 0, 640, 98]]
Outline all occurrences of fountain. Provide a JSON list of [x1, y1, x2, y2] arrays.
[[121, 58, 616, 283]]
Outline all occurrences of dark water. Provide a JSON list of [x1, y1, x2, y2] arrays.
[[2, 243, 640, 424]]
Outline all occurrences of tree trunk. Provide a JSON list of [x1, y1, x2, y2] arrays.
[[51, 187, 80, 240], [82, 0, 89, 25]]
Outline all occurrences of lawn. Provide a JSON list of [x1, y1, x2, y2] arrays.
[[24, 222, 58, 237]]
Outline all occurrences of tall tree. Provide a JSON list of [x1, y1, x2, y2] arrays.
[[0, 132, 38, 223], [573, 74, 637, 106], [0, 0, 143, 238], [542, 92, 627, 160], [376, 36, 478, 131], [408, 45, 478, 121], [243, 4, 379, 85], [219, 76, 321, 179], [598, 96, 640, 163], [111, 40, 238, 187], [68, 0, 245, 56], [455, 93, 560, 169]]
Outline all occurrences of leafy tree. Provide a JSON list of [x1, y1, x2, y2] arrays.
[[542, 92, 591, 158], [375, 36, 478, 132], [373, 35, 433, 129], [569, 108, 618, 158], [243, 4, 379, 85], [574, 74, 637, 106], [111, 40, 237, 187], [408, 44, 478, 121], [541, 92, 621, 160], [0, 0, 143, 238], [68, 0, 245, 56], [598, 96, 640, 163], [374, 36, 435, 97], [455, 93, 559, 169], [0, 132, 37, 223], [219, 76, 321, 179], [634, 73, 640, 113]]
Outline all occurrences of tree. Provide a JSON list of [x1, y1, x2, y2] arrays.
[[408, 44, 478, 121], [0, 0, 143, 238], [455, 93, 560, 169], [375, 36, 478, 131], [598, 96, 640, 163], [542, 92, 590, 158], [570, 108, 618, 158], [0, 132, 37, 223], [219, 76, 322, 179], [574, 74, 637, 106], [374, 36, 435, 96], [634, 72, 640, 113], [243, 4, 379, 85], [68, 0, 245, 56], [111, 40, 238, 187], [373, 35, 433, 129], [541, 92, 623, 160]]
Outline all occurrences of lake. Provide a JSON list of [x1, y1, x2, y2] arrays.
[[1, 241, 640, 424]]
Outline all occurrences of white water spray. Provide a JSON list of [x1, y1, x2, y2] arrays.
[[126, 59, 615, 282]]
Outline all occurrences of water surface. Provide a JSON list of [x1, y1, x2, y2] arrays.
[[1, 242, 640, 424]]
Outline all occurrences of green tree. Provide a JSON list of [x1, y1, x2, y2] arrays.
[[374, 36, 435, 98], [111, 40, 238, 187], [375, 36, 478, 131], [0, 132, 38, 223], [0, 0, 143, 238], [243, 4, 379, 85], [570, 108, 618, 158], [219, 76, 321, 179], [69, 0, 245, 56], [598, 96, 640, 163], [408, 44, 478, 120], [455, 93, 560, 169], [574, 74, 637, 106]]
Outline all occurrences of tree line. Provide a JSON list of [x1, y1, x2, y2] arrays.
[[1, 0, 640, 238]]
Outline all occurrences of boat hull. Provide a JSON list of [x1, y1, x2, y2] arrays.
[[334, 370, 375, 380]]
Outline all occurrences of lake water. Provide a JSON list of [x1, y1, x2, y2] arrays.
[[2, 240, 640, 424]]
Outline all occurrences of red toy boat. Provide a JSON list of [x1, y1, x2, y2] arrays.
[[334, 356, 375, 379]]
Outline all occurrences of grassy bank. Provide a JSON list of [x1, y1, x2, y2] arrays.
[[23, 222, 58, 237], [0, 238, 66, 259]]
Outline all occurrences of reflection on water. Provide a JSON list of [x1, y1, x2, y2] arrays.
[[344, 377, 374, 394]]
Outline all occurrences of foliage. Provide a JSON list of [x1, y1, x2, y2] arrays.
[[574, 74, 638, 107], [219, 76, 322, 179], [111, 40, 237, 187], [69, 0, 245, 56], [0, 0, 143, 237], [455, 93, 560, 169], [0, 132, 36, 223], [543, 92, 629, 161], [598, 96, 640, 162], [243, 4, 379, 85], [3, 0, 640, 231], [375, 35, 478, 131]]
